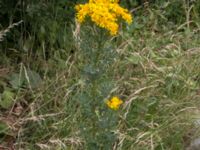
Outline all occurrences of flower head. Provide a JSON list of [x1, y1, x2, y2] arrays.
[[75, 0, 132, 35], [106, 96, 123, 110]]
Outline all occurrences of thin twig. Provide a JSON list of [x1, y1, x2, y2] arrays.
[[0, 20, 23, 42]]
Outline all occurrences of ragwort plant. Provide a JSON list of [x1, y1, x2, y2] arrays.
[[74, 0, 132, 149]]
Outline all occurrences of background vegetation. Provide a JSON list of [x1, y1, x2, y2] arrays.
[[0, 0, 200, 149]]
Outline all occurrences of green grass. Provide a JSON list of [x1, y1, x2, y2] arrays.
[[1, 1, 200, 150]]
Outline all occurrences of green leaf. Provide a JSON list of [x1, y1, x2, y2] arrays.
[[0, 90, 15, 109], [26, 70, 42, 88], [127, 53, 142, 65], [9, 73, 25, 89]]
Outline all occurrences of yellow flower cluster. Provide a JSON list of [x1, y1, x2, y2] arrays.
[[106, 96, 123, 110], [75, 0, 132, 35]]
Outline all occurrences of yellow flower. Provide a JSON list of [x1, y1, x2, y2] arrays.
[[106, 96, 123, 110], [75, 0, 132, 35]]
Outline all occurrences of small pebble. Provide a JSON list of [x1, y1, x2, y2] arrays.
[[187, 138, 200, 150]]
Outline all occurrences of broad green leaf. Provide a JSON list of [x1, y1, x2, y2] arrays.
[[9, 73, 24, 89], [25, 70, 42, 88]]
